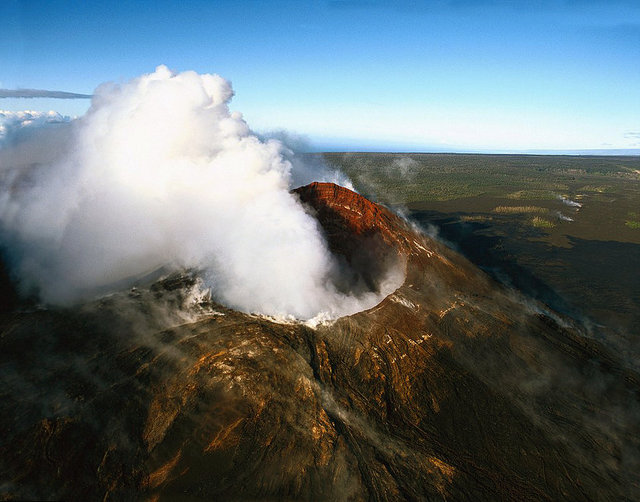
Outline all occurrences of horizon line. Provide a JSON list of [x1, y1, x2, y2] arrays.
[[309, 148, 640, 157]]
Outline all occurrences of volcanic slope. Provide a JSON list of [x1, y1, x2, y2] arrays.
[[1, 182, 638, 501]]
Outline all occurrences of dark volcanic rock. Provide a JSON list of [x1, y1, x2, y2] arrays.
[[1, 183, 639, 501]]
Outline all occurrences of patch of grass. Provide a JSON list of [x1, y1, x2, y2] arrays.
[[460, 215, 492, 222], [626, 212, 640, 228], [506, 190, 557, 200], [420, 185, 487, 201], [531, 216, 556, 229], [493, 206, 547, 214], [580, 185, 611, 193]]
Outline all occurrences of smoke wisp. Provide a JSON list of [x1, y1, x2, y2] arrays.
[[0, 66, 403, 320]]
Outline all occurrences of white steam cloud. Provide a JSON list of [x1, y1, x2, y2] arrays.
[[558, 195, 582, 208], [0, 66, 403, 320]]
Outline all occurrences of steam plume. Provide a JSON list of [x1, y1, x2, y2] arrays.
[[0, 66, 402, 320]]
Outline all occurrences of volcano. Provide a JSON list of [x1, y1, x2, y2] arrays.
[[1, 182, 638, 501]]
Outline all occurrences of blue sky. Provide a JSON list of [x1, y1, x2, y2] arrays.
[[1, 0, 639, 152]]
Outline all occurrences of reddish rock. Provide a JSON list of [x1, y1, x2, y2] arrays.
[[295, 182, 413, 252]]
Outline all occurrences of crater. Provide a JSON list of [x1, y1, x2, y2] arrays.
[[294, 182, 409, 313]]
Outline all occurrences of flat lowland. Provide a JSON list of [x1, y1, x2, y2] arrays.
[[322, 153, 640, 360]]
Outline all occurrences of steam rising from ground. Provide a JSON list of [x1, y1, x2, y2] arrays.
[[0, 66, 402, 320]]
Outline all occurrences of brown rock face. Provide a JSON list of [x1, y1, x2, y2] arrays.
[[1, 183, 639, 501], [295, 182, 413, 250], [294, 182, 412, 295]]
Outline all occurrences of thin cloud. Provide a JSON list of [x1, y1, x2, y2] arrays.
[[0, 88, 92, 99]]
